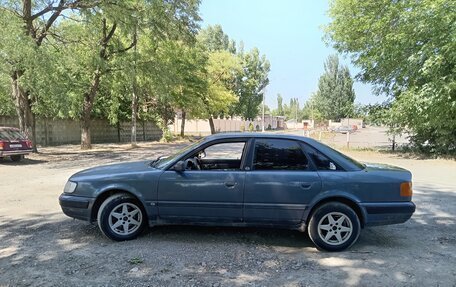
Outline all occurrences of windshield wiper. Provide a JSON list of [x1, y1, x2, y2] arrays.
[[150, 156, 163, 167]]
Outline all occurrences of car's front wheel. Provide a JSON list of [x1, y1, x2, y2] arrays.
[[308, 202, 361, 251], [97, 193, 146, 241]]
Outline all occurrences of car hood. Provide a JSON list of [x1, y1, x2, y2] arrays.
[[364, 162, 408, 172], [70, 160, 155, 179]]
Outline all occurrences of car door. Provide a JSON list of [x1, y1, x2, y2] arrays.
[[244, 138, 322, 225], [157, 140, 248, 223]]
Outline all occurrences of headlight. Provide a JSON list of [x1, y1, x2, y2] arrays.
[[64, 181, 78, 193]]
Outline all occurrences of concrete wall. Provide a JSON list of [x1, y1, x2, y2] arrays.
[[0, 116, 162, 146], [168, 116, 286, 135]]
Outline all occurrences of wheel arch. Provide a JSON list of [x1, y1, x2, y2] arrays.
[[90, 188, 146, 223], [304, 195, 366, 228]]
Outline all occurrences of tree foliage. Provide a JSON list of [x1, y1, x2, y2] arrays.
[[233, 48, 270, 120], [198, 26, 270, 121], [310, 55, 355, 121], [326, 0, 456, 154], [0, 2, 271, 146]]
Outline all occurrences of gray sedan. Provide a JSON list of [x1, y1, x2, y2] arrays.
[[59, 133, 415, 251]]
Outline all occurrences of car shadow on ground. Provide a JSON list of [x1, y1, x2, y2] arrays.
[[0, 157, 48, 165], [143, 225, 314, 248]]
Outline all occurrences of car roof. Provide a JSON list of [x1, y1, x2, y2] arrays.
[[204, 132, 316, 142]]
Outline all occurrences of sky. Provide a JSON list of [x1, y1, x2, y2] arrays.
[[199, 0, 387, 109]]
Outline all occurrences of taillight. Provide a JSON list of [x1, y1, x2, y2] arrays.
[[0, 141, 4, 150], [26, 140, 33, 148], [400, 182, 413, 197]]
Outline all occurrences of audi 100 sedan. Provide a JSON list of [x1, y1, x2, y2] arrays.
[[59, 133, 415, 251]]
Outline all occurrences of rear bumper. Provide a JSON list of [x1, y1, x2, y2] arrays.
[[361, 201, 416, 226], [59, 194, 95, 222], [0, 149, 33, 157]]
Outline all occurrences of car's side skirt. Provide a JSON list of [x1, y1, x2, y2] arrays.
[[148, 218, 305, 231]]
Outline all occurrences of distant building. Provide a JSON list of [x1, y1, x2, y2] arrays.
[[260, 114, 286, 130]]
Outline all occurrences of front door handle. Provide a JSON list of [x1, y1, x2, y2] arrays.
[[224, 181, 236, 188], [300, 182, 313, 190]]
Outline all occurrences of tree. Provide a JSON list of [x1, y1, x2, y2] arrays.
[[127, 0, 200, 146], [326, 0, 456, 154], [197, 25, 236, 53], [62, 6, 138, 149], [233, 48, 270, 120], [203, 51, 241, 134], [311, 55, 355, 121], [0, 0, 101, 151], [198, 25, 270, 123], [154, 41, 207, 137], [276, 94, 284, 116], [58, 0, 201, 148]]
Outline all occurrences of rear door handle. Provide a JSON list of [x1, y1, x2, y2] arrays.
[[300, 182, 313, 190], [224, 181, 236, 188]]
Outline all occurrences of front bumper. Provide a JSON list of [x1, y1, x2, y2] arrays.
[[361, 201, 416, 226], [59, 194, 95, 222], [0, 149, 33, 157]]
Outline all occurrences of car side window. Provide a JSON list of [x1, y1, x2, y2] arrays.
[[190, 141, 246, 171], [305, 145, 339, 171], [203, 142, 245, 160], [253, 139, 309, 171]]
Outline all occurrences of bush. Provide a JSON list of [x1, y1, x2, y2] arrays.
[[248, 123, 254, 132], [240, 124, 245, 132], [160, 129, 174, 142]]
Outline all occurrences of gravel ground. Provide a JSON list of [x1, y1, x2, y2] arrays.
[[0, 137, 455, 286]]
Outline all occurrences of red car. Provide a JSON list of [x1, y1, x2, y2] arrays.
[[0, 127, 33, 162]]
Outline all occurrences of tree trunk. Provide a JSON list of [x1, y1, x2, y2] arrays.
[[180, 110, 186, 137], [131, 93, 138, 147], [81, 121, 91, 150], [130, 22, 138, 147], [11, 70, 38, 152], [81, 95, 93, 150], [209, 117, 216, 134], [116, 121, 121, 142], [80, 70, 102, 149]]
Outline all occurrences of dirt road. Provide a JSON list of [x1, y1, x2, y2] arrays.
[[0, 141, 455, 286]]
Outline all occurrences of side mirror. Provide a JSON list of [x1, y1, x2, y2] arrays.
[[173, 161, 185, 172]]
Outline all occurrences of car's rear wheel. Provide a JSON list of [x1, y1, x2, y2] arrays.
[[11, 155, 22, 162], [97, 193, 146, 241], [308, 202, 360, 251]]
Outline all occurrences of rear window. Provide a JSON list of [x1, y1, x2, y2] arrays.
[[0, 129, 26, 140]]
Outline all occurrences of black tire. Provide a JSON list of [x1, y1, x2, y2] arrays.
[[308, 202, 361, 252], [11, 155, 22, 162], [97, 193, 147, 241]]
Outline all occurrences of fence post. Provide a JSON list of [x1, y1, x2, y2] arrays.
[[346, 131, 350, 149]]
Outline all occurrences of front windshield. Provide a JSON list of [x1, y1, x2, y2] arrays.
[[151, 138, 204, 169]]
